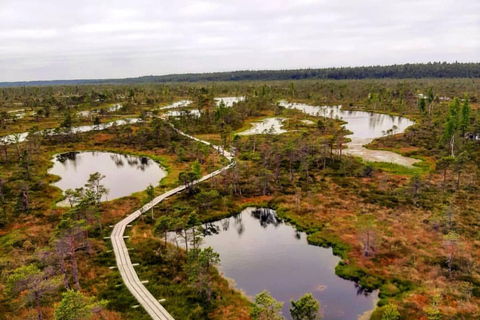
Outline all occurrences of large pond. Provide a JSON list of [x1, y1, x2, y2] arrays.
[[200, 207, 378, 320], [279, 101, 419, 166], [48, 151, 166, 202]]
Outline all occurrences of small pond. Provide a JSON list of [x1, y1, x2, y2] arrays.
[[77, 104, 123, 118], [200, 207, 378, 320], [48, 151, 166, 202], [158, 100, 193, 110], [165, 109, 201, 118], [238, 118, 287, 135], [215, 96, 244, 107]]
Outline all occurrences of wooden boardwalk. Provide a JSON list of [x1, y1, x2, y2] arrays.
[[110, 125, 234, 320]]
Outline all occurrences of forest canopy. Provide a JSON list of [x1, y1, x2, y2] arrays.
[[1, 61, 479, 87]]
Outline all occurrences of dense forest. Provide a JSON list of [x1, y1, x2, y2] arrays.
[[1, 78, 480, 319], [1, 62, 479, 87]]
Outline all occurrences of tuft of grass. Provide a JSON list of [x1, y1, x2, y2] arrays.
[[368, 160, 429, 176]]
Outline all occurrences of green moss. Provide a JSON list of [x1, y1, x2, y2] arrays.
[[306, 232, 350, 260], [0, 229, 26, 248], [369, 161, 428, 176]]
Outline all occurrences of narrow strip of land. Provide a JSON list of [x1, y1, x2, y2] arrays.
[[110, 124, 234, 320]]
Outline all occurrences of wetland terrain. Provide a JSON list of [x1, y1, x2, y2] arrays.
[[1, 78, 480, 320]]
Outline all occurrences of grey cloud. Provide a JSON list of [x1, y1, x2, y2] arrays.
[[0, 0, 479, 81]]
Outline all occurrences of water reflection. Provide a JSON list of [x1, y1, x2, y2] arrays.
[[201, 207, 378, 320], [279, 101, 414, 139], [238, 118, 287, 135], [49, 151, 166, 202], [278, 101, 419, 166], [1, 118, 140, 145], [250, 207, 281, 227], [166, 109, 201, 118], [203, 222, 221, 236], [56, 151, 79, 163], [157, 100, 193, 110], [214, 96, 245, 107]]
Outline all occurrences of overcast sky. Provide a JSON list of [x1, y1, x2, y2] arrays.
[[1, 0, 479, 82]]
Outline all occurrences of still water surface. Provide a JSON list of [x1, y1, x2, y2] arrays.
[[201, 208, 378, 320], [238, 118, 287, 135], [49, 151, 166, 202], [279, 101, 419, 166], [0, 118, 140, 145], [215, 96, 244, 107]]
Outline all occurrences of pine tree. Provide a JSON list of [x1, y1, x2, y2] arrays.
[[54, 289, 107, 320], [290, 293, 322, 320]]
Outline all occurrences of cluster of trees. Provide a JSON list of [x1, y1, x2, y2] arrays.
[[1, 77, 480, 318], [167, 82, 480, 318], [154, 212, 226, 304], [5, 173, 108, 320], [2, 62, 479, 87], [252, 290, 322, 320], [0, 128, 45, 225], [251, 289, 399, 320], [2, 77, 477, 136]]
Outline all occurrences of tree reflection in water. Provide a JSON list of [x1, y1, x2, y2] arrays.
[[250, 208, 281, 228], [56, 152, 78, 163], [50, 151, 165, 202], [202, 222, 220, 236], [354, 283, 373, 297], [234, 213, 245, 236], [106, 153, 151, 170]]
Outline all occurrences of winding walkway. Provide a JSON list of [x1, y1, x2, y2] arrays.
[[110, 125, 234, 320]]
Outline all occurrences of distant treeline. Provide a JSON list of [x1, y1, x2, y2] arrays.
[[2, 62, 479, 87]]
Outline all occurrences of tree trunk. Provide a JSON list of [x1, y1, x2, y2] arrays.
[[448, 250, 454, 277], [183, 230, 189, 254], [450, 134, 455, 158], [21, 184, 29, 211], [34, 291, 43, 320], [252, 136, 256, 155], [414, 184, 418, 206], [274, 153, 280, 182], [15, 144, 21, 160], [364, 231, 370, 257], [60, 258, 71, 290], [164, 230, 168, 249], [443, 169, 447, 190], [84, 230, 92, 255], [69, 237, 81, 290], [0, 179, 4, 203]]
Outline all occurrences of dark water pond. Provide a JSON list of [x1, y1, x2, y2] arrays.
[[201, 207, 378, 320], [48, 151, 166, 202]]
